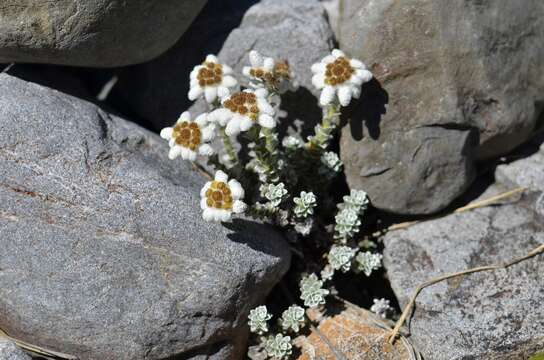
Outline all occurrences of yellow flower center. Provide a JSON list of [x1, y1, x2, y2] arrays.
[[324, 57, 354, 86], [249, 61, 291, 90], [205, 181, 233, 210], [224, 92, 259, 121], [173, 121, 202, 151], [197, 61, 223, 87]]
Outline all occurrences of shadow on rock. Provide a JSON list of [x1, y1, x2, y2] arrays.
[[345, 78, 388, 141]]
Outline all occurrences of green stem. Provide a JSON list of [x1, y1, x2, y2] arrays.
[[306, 103, 340, 153], [219, 127, 238, 165]]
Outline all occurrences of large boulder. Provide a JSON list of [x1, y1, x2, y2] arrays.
[[383, 136, 544, 359], [338, 0, 544, 214], [0, 0, 207, 67], [0, 74, 290, 360], [105, 0, 334, 131]]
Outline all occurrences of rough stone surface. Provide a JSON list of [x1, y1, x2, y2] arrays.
[[338, 0, 544, 214], [0, 74, 290, 360], [0, 339, 31, 360], [383, 140, 544, 359], [0, 0, 207, 67], [106, 0, 334, 132]]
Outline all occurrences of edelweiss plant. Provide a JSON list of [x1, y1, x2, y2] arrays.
[[161, 48, 380, 359]]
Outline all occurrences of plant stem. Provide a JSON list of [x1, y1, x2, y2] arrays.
[[219, 126, 238, 166], [307, 103, 340, 153]]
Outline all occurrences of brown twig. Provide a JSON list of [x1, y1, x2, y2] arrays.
[[191, 161, 212, 180], [387, 243, 544, 344], [387, 187, 527, 232]]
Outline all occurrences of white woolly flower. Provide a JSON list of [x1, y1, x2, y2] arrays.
[[280, 305, 306, 333], [260, 182, 288, 207], [321, 151, 343, 172], [200, 170, 246, 222], [299, 273, 329, 308], [248, 305, 272, 335], [327, 245, 356, 273], [243, 50, 294, 93], [263, 334, 292, 359], [208, 88, 275, 136], [311, 49, 372, 107], [355, 252, 383, 276], [334, 208, 361, 242], [293, 191, 317, 218], [189, 54, 238, 103], [320, 265, 335, 281], [160, 111, 215, 161], [370, 298, 392, 319]]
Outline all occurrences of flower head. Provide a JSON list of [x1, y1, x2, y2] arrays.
[[355, 251, 383, 276], [263, 334, 292, 359], [293, 191, 317, 218], [248, 305, 272, 335], [208, 88, 275, 136], [200, 170, 246, 222], [189, 55, 238, 103], [311, 49, 372, 107], [327, 245, 356, 273], [282, 135, 303, 150], [280, 305, 305, 333], [370, 298, 392, 319], [243, 50, 295, 93], [299, 273, 329, 308], [160, 111, 215, 161]]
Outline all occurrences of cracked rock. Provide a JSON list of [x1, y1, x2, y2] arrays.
[[383, 137, 544, 359], [338, 0, 544, 214], [0, 74, 290, 360]]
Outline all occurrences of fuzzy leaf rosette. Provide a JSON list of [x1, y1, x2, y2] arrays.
[[160, 111, 215, 161], [208, 88, 275, 136], [200, 170, 247, 222]]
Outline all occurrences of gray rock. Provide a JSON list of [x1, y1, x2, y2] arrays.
[[106, 0, 334, 132], [0, 339, 31, 360], [338, 0, 544, 214], [383, 145, 544, 359], [0, 0, 207, 67], [0, 74, 290, 360]]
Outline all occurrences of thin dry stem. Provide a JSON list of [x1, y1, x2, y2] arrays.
[[387, 243, 544, 344], [0, 328, 77, 359], [387, 187, 527, 232]]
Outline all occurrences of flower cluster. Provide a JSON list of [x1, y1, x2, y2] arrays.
[[311, 49, 372, 107], [355, 251, 383, 276], [263, 334, 292, 359], [299, 273, 329, 308], [370, 298, 392, 319], [248, 305, 272, 335], [189, 55, 237, 103], [280, 305, 305, 333], [327, 245, 356, 273], [243, 50, 295, 94], [293, 191, 317, 218], [200, 170, 246, 222]]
